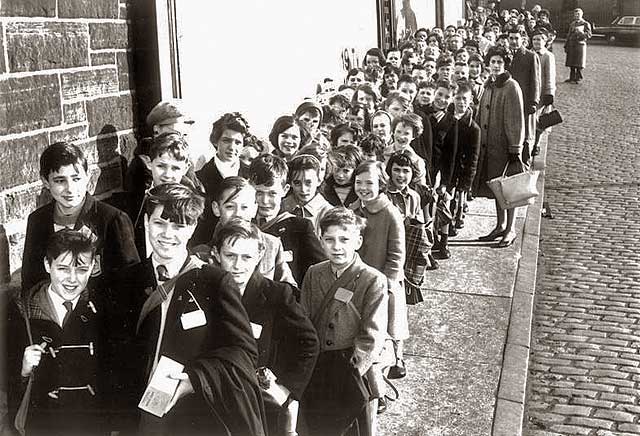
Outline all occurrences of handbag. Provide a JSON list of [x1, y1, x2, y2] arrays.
[[538, 107, 563, 130], [486, 161, 540, 210]]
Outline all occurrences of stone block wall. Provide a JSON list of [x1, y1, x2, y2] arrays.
[[0, 0, 139, 281]]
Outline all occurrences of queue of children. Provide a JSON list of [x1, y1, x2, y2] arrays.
[[6, 3, 559, 436]]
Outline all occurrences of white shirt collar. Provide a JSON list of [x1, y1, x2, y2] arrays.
[[214, 154, 239, 179], [47, 285, 81, 327], [151, 252, 189, 282]]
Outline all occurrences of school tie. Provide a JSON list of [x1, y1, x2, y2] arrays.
[[62, 301, 73, 326], [156, 264, 171, 282]]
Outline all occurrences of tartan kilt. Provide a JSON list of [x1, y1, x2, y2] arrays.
[[404, 218, 430, 305]]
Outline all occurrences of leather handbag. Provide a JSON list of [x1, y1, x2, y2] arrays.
[[487, 161, 540, 209], [538, 107, 563, 130]]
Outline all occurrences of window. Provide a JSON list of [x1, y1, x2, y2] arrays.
[[618, 17, 633, 25]]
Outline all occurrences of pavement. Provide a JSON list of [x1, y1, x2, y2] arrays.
[[523, 42, 640, 435], [377, 138, 547, 434]]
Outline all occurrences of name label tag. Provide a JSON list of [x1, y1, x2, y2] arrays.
[[181, 309, 206, 330], [334, 287, 354, 304], [251, 322, 263, 339]]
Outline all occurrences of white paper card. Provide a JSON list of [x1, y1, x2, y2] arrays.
[[251, 322, 263, 339], [181, 309, 207, 330], [334, 287, 354, 304], [138, 356, 184, 417]]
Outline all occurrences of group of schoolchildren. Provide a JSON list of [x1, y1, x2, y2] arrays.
[[6, 4, 558, 436]]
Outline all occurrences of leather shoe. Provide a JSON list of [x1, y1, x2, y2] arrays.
[[387, 360, 406, 379], [478, 228, 506, 241], [448, 226, 458, 237], [456, 218, 465, 229], [433, 247, 451, 259], [497, 231, 517, 248]]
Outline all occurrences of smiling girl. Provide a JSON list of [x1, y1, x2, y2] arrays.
[[350, 161, 408, 380]]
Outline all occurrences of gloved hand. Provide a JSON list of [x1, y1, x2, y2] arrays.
[[526, 105, 537, 115], [541, 94, 554, 106]]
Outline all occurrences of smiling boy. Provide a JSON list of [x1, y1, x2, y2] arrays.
[[22, 142, 139, 293], [115, 183, 266, 435], [8, 230, 112, 436]]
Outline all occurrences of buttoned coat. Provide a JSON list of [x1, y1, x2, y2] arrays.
[[21, 194, 140, 293], [453, 109, 481, 192], [537, 49, 557, 98], [300, 255, 388, 377], [565, 19, 592, 68], [508, 47, 541, 148], [474, 72, 525, 198]]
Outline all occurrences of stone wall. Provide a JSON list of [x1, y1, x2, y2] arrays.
[[0, 0, 139, 282]]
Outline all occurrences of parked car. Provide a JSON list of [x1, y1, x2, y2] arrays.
[[595, 16, 640, 45]]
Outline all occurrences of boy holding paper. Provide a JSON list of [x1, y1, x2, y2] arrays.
[[117, 183, 266, 436]]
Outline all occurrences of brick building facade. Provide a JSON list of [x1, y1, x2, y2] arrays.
[[0, 0, 142, 282]]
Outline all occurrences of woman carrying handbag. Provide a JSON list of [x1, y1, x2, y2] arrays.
[[474, 46, 525, 248]]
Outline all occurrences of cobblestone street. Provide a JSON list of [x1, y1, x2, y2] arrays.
[[524, 42, 640, 436]]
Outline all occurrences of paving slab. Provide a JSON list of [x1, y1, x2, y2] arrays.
[[404, 291, 511, 365], [377, 355, 501, 436]]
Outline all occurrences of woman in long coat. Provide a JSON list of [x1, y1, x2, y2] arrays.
[[564, 8, 592, 83], [474, 46, 525, 248]]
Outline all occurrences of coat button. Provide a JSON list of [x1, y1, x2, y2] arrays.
[[484, 125, 488, 129], [326, 340, 333, 346], [486, 105, 490, 109], [328, 323, 335, 329]]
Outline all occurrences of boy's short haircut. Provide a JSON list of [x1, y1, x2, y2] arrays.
[[454, 61, 469, 69], [391, 113, 424, 137], [287, 154, 322, 184], [269, 115, 307, 149], [417, 80, 437, 90], [435, 78, 458, 93], [383, 91, 412, 111], [212, 176, 253, 204], [328, 93, 351, 108], [346, 68, 364, 80], [435, 56, 455, 69], [364, 48, 386, 65], [383, 64, 401, 77], [497, 33, 509, 42], [148, 132, 191, 162], [455, 48, 469, 57], [385, 151, 417, 179], [359, 133, 386, 161], [330, 123, 361, 148], [45, 228, 97, 264], [210, 112, 250, 145], [318, 206, 366, 236], [464, 40, 480, 50], [329, 145, 362, 169], [354, 161, 388, 193], [468, 53, 484, 65], [145, 182, 205, 226], [423, 56, 437, 64], [39, 141, 88, 180], [248, 153, 288, 188], [397, 74, 416, 87], [210, 217, 265, 253], [399, 41, 414, 52], [456, 81, 474, 96]]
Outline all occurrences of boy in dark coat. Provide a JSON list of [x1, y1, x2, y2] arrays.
[[8, 230, 112, 436], [429, 80, 459, 259], [451, 83, 481, 230], [210, 219, 320, 436], [322, 145, 362, 209], [248, 154, 326, 286], [116, 183, 266, 436], [22, 142, 139, 293]]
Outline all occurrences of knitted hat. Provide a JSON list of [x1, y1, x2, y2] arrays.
[[146, 99, 194, 127], [294, 100, 323, 119]]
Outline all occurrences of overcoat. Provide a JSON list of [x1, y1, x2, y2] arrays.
[[21, 194, 140, 293], [116, 259, 267, 436], [474, 72, 525, 198], [508, 46, 541, 149], [452, 109, 481, 192], [6, 282, 112, 436], [565, 19, 592, 68]]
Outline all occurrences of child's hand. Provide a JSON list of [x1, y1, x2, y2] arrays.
[[21, 342, 47, 377], [165, 372, 195, 413]]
